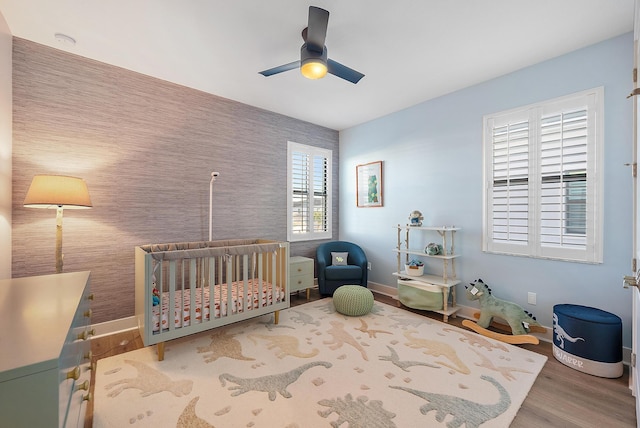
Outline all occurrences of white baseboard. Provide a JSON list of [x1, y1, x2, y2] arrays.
[[91, 316, 137, 339], [368, 281, 398, 298]]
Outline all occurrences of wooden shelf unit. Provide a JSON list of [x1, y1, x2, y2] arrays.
[[393, 225, 461, 322]]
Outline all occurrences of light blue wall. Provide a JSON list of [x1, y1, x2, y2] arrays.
[[339, 33, 634, 347]]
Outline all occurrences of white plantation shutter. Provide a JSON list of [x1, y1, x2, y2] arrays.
[[483, 88, 603, 263], [291, 150, 310, 235], [490, 119, 530, 247], [539, 106, 589, 258], [287, 142, 332, 241], [312, 155, 329, 233]]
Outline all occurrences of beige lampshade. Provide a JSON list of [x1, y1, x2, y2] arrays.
[[24, 175, 92, 209]]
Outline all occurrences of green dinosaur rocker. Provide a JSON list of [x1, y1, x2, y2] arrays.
[[465, 279, 542, 336]]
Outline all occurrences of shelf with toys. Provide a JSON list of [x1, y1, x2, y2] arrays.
[[392, 220, 461, 322]]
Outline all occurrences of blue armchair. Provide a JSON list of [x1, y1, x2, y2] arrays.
[[316, 241, 368, 296]]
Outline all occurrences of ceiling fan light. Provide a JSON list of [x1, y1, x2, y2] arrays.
[[301, 59, 327, 79]]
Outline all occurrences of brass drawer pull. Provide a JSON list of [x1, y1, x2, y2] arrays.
[[84, 309, 92, 318], [66, 366, 80, 380], [84, 350, 93, 361], [77, 329, 96, 341], [87, 294, 95, 301], [75, 380, 89, 392], [83, 392, 92, 402]]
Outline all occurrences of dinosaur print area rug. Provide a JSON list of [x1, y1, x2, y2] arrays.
[[93, 299, 546, 427]]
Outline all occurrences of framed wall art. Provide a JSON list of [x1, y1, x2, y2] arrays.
[[356, 161, 383, 207]]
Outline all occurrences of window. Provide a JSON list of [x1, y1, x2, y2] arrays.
[[483, 87, 603, 263], [287, 141, 332, 241]]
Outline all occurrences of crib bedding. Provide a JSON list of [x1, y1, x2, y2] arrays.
[[152, 278, 283, 333]]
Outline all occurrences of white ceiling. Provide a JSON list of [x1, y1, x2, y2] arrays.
[[0, 1, 634, 130]]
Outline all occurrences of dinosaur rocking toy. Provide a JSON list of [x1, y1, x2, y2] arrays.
[[461, 279, 546, 345]]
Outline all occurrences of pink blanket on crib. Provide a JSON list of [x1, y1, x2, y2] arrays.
[[151, 279, 282, 333]]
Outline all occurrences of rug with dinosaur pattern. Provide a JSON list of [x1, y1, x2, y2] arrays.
[[93, 299, 546, 427]]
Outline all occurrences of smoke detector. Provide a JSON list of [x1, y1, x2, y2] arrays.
[[54, 33, 76, 47]]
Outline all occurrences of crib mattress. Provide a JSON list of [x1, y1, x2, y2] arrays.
[[152, 279, 282, 333]]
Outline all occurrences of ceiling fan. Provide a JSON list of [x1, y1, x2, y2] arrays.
[[259, 6, 365, 84]]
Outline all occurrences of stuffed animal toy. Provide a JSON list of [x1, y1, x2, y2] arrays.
[[152, 283, 160, 306], [425, 243, 442, 255], [408, 210, 424, 226], [465, 279, 541, 335]]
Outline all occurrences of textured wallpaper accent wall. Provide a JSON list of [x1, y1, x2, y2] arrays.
[[11, 38, 339, 323]]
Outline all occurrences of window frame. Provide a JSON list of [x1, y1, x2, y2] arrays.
[[482, 87, 604, 263], [287, 141, 332, 242]]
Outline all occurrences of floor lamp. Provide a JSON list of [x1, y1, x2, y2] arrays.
[[24, 175, 92, 273]]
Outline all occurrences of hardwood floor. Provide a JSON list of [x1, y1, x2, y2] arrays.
[[86, 289, 637, 427]]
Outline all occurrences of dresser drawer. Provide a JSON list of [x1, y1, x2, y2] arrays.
[[290, 274, 314, 292], [290, 259, 314, 277]]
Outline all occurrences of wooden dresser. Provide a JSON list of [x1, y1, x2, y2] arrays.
[[0, 271, 93, 428]]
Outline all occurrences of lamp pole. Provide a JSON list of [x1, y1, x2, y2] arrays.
[[55, 206, 64, 273], [209, 172, 219, 241]]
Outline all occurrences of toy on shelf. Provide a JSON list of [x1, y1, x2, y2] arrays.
[[425, 243, 442, 255], [461, 279, 546, 345], [408, 210, 424, 226], [404, 259, 424, 277]]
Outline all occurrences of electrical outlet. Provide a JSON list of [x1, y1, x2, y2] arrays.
[[367, 262, 372, 270], [527, 292, 537, 305]]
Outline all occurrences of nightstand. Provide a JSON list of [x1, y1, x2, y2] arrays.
[[290, 256, 314, 300]]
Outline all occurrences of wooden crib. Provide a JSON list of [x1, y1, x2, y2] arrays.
[[135, 239, 289, 360]]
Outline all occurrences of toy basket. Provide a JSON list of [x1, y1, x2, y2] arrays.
[[404, 264, 424, 276]]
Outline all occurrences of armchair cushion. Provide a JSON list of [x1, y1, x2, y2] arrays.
[[325, 265, 362, 281]]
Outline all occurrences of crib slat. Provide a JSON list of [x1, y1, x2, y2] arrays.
[[242, 254, 249, 311], [257, 252, 263, 304], [226, 255, 233, 318], [179, 260, 184, 329], [271, 250, 276, 303], [208, 257, 215, 322], [200, 258, 206, 324], [189, 258, 197, 329], [156, 262, 163, 334], [169, 260, 176, 332], [218, 256, 223, 316], [234, 255, 239, 313]]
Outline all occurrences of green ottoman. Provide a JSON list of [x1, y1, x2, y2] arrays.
[[333, 285, 374, 316]]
